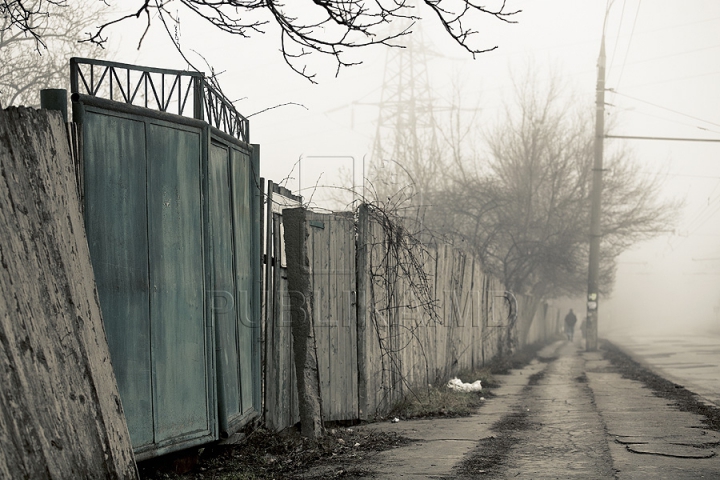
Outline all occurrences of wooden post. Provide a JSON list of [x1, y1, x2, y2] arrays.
[[283, 207, 324, 440], [262, 181, 273, 425], [356, 204, 369, 420]]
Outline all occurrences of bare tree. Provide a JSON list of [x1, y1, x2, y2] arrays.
[[425, 73, 678, 299], [3, 1, 521, 83], [1, 0, 61, 45], [1, 0, 104, 106]]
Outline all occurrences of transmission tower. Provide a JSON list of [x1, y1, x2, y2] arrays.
[[369, 26, 441, 204]]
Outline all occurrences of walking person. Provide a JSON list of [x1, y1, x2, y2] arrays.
[[564, 309, 577, 341]]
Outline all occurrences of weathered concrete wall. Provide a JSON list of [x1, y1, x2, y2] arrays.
[[0, 107, 138, 478]]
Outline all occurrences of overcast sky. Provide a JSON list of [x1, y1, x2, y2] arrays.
[[104, 0, 720, 334]]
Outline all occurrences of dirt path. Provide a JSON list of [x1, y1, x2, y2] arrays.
[[462, 342, 615, 478], [351, 344, 554, 479]]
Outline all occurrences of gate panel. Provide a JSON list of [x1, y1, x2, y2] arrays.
[[83, 111, 154, 448], [231, 148, 255, 414], [82, 103, 219, 457], [208, 142, 242, 432], [146, 122, 211, 443]]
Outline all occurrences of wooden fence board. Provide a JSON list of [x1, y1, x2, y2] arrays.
[[269, 203, 560, 426], [263, 185, 302, 432], [276, 241, 299, 430]]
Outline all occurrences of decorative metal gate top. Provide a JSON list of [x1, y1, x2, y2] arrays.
[[70, 57, 249, 142]]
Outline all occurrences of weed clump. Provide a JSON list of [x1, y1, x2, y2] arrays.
[[388, 341, 550, 420], [389, 385, 487, 419]]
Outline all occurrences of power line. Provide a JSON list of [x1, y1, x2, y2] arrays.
[[640, 14, 720, 33], [608, 0, 627, 80], [610, 90, 720, 129], [604, 106, 720, 253], [688, 201, 720, 236], [637, 171, 720, 179], [622, 44, 720, 67], [622, 70, 720, 89], [606, 134, 720, 142], [610, 105, 720, 135], [667, 182, 720, 251], [614, 0, 642, 89], [686, 179, 720, 228]]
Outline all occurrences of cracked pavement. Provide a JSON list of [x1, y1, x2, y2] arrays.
[[357, 340, 720, 479]]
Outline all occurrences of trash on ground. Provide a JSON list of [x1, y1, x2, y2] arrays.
[[447, 378, 483, 392]]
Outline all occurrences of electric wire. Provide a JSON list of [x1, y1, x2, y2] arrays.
[[669, 180, 720, 252], [623, 44, 720, 66], [608, 0, 627, 80], [637, 171, 720, 180], [614, 0, 642, 90], [623, 70, 720, 89], [611, 90, 720, 129], [609, 105, 720, 135]]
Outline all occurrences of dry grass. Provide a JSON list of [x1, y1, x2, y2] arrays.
[[389, 385, 487, 419], [388, 341, 551, 420], [456, 366, 500, 388]]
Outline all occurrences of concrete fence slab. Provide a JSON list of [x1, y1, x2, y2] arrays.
[[0, 107, 137, 479]]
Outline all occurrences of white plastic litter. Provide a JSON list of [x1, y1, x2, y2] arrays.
[[447, 378, 482, 392]]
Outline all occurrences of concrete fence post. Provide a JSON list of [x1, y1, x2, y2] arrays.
[[283, 207, 324, 440]]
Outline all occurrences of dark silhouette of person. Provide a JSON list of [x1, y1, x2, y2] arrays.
[[564, 309, 577, 341]]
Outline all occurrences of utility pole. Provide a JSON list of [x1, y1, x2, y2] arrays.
[[586, 34, 606, 352]]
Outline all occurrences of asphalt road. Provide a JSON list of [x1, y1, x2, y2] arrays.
[[603, 330, 720, 407]]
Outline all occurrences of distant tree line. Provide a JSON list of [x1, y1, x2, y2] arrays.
[[371, 70, 678, 299]]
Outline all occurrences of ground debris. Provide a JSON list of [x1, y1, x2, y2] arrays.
[[138, 427, 413, 479]]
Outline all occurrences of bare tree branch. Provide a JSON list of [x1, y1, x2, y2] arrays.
[[246, 102, 308, 117], [70, 0, 517, 82], [1, 0, 105, 106], [1, 0, 67, 49]]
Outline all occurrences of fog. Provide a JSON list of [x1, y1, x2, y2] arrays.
[[103, 0, 720, 338]]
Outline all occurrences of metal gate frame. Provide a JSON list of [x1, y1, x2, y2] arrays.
[[71, 58, 261, 459]]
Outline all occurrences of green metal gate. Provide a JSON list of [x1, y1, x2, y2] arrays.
[[72, 58, 261, 459]]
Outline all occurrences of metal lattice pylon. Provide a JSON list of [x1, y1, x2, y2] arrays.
[[369, 26, 441, 206]]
